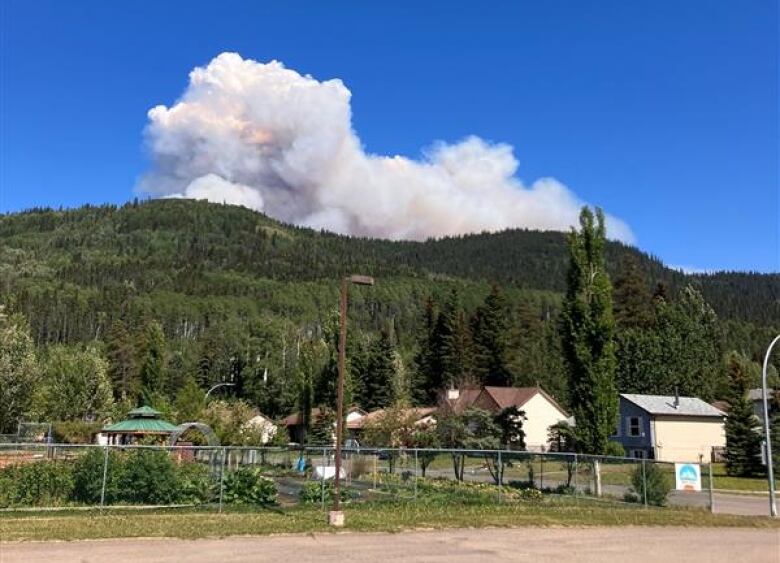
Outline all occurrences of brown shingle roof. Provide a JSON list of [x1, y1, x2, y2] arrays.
[[444, 386, 569, 417], [482, 386, 538, 410], [445, 388, 483, 414]]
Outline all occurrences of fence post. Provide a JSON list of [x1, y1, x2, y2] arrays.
[[219, 447, 226, 513], [708, 462, 715, 514], [321, 446, 327, 510], [497, 450, 502, 504], [593, 458, 602, 497], [573, 453, 578, 499], [100, 444, 110, 510], [641, 459, 648, 508], [540, 454, 544, 491], [414, 449, 418, 501]]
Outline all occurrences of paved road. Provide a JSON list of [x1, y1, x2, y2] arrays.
[[2, 527, 778, 562]]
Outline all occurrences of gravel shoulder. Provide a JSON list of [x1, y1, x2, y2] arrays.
[[2, 527, 778, 563]]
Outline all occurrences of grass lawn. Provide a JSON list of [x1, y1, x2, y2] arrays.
[[1, 497, 777, 542], [709, 464, 778, 492]]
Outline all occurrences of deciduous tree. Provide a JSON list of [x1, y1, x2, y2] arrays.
[[560, 207, 618, 455]]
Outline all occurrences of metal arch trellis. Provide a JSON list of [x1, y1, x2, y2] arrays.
[[168, 422, 220, 446]]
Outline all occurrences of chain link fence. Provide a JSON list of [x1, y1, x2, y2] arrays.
[[0, 443, 717, 513]]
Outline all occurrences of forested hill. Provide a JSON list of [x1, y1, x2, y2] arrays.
[[1, 198, 778, 423], [1, 198, 777, 328]]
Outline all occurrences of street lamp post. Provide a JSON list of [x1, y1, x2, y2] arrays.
[[205, 382, 235, 401], [761, 335, 779, 517], [330, 274, 374, 527]]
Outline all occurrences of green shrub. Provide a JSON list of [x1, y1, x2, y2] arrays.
[[118, 449, 181, 505], [72, 448, 123, 504], [52, 421, 103, 444], [631, 462, 671, 506], [222, 467, 277, 505], [604, 441, 626, 459], [177, 461, 214, 503], [298, 480, 351, 504], [0, 461, 74, 506], [543, 484, 576, 496]]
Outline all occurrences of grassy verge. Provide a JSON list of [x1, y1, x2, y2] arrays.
[[1, 497, 777, 542]]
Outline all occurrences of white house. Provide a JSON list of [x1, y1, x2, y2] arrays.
[[444, 386, 569, 451]]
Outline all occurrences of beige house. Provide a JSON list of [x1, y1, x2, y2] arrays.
[[615, 394, 726, 462], [443, 386, 569, 451]]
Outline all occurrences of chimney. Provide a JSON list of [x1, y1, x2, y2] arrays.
[[673, 386, 680, 409]]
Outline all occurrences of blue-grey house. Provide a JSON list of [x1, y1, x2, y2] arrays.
[[612, 394, 726, 462]]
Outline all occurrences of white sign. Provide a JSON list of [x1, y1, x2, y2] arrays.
[[675, 463, 701, 492]]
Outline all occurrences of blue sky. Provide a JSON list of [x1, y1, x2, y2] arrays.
[[1, 1, 777, 272]]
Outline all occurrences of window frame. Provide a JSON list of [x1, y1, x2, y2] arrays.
[[627, 416, 642, 437]]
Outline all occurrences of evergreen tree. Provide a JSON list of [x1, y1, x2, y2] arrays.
[[309, 407, 335, 445], [174, 376, 205, 424], [361, 329, 396, 410], [560, 207, 618, 455], [471, 285, 513, 386], [412, 296, 438, 405], [613, 255, 653, 328], [138, 320, 167, 400], [724, 352, 763, 477], [770, 390, 780, 472], [0, 310, 39, 433], [432, 289, 473, 388], [105, 320, 137, 401]]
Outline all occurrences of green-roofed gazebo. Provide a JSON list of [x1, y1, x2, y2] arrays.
[[103, 406, 178, 445]]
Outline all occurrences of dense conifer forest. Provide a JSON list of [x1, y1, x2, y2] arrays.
[[1, 199, 777, 433]]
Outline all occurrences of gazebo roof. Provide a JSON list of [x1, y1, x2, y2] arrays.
[[103, 406, 178, 434], [127, 405, 164, 418]]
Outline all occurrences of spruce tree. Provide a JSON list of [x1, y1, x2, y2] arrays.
[[613, 255, 652, 328], [471, 285, 512, 386], [310, 407, 335, 445], [433, 289, 473, 388], [560, 207, 618, 455], [362, 329, 396, 410], [724, 352, 762, 477], [105, 320, 137, 401], [412, 296, 439, 405], [138, 320, 167, 400]]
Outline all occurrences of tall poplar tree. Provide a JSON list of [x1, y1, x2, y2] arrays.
[[560, 207, 618, 454]]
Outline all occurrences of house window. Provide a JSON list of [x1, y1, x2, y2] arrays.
[[631, 449, 646, 459], [627, 416, 642, 437]]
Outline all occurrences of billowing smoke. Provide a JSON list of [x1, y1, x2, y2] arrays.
[[138, 53, 633, 242]]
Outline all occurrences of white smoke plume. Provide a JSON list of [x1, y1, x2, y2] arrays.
[[138, 53, 634, 242]]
